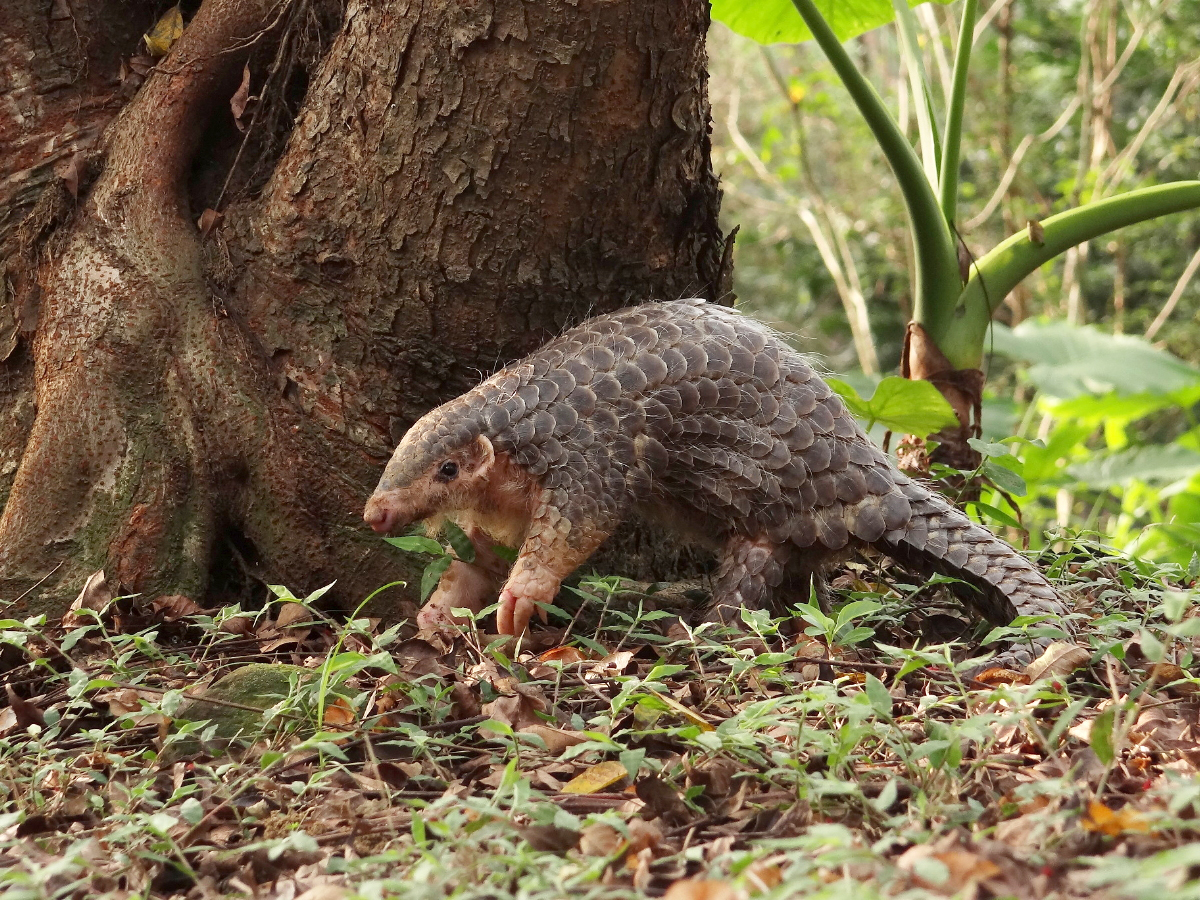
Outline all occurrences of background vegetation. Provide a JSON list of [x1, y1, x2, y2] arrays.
[[709, 0, 1200, 568]]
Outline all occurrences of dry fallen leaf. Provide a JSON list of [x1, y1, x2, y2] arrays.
[[54, 153, 85, 199], [662, 879, 742, 900], [538, 645, 588, 665], [144, 5, 183, 57], [579, 822, 623, 857], [230, 64, 251, 131], [896, 838, 1002, 895], [63, 570, 113, 626], [516, 823, 580, 853], [197, 208, 224, 238], [520, 723, 587, 754], [561, 760, 629, 794], [6, 685, 46, 730], [972, 666, 1028, 686], [1081, 800, 1153, 836], [276, 602, 314, 629], [482, 691, 546, 731], [1025, 641, 1090, 681], [152, 594, 204, 620], [322, 696, 355, 728]]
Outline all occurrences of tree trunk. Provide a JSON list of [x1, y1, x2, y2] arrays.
[[0, 0, 726, 621]]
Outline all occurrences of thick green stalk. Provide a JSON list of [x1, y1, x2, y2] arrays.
[[939, 0, 977, 225], [790, 0, 961, 339], [945, 181, 1200, 368]]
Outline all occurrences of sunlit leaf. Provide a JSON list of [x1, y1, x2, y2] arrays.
[[828, 376, 958, 437], [865, 674, 892, 718], [1090, 707, 1116, 765], [561, 760, 628, 794], [983, 460, 1027, 496], [992, 320, 1200, 399], [1067, 445, 1200, 489], [711, 0, 951, 45]]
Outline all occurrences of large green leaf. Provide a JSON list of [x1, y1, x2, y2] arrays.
[[828, 376, 959, 436], [1067, 445, 1200, 489], [712, 0, 951, 46], [990, 320, 1200, 399]]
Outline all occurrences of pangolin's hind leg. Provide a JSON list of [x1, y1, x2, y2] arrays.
[[702, 535, 791, 626]]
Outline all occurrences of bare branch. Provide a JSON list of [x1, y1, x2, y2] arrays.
[[1145, 244, 1200, 341]]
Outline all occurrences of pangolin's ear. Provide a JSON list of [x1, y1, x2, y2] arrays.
[[467, 434, 495, 479]]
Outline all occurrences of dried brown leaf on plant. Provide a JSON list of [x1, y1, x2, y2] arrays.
[[64, 570, 113, 623], [276, 602, 314, 629]]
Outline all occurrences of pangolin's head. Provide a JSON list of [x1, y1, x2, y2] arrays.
[[363, 401, 495, 535]]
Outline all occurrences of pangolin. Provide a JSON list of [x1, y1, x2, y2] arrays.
[[364, 299, 1067, 665]]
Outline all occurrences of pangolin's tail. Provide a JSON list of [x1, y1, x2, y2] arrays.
[[877, 475, 1070, 668]]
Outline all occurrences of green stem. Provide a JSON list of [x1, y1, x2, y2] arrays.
[[939, 0, 977, 225], [790, 0, 960, 339], [892, 0, 941, 188], [946, 181, 1200, 368]]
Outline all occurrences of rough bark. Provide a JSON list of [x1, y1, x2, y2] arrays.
[[0, 0, 725, 621]]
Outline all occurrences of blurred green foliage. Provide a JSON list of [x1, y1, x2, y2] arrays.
[[709, 0, 1200, 566]]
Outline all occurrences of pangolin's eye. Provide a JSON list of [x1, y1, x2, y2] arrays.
[[437, 460, 459, 482]]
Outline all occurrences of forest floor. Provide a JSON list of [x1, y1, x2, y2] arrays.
[[2, 537, 1200, 900]]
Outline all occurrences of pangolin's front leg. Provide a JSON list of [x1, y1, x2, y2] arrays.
[[497, 490, 616, 636]]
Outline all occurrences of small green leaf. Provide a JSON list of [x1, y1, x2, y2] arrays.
[[865, 674, 892, 718], [983, 460, 1027, 497], [968, 438, 1014, 459], [442, 520, 476, 563], [828, 376, 958, 437], [968, 500, 1022, 530], [1090, 707, 1116, 765], [420, 555, 454, 601], [386, 535, 447, 556], [619, 748, 646, 782], [1139, 629, 1165, 664]]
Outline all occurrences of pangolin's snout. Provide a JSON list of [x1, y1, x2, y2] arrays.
[[363, 496, 401, 534]]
